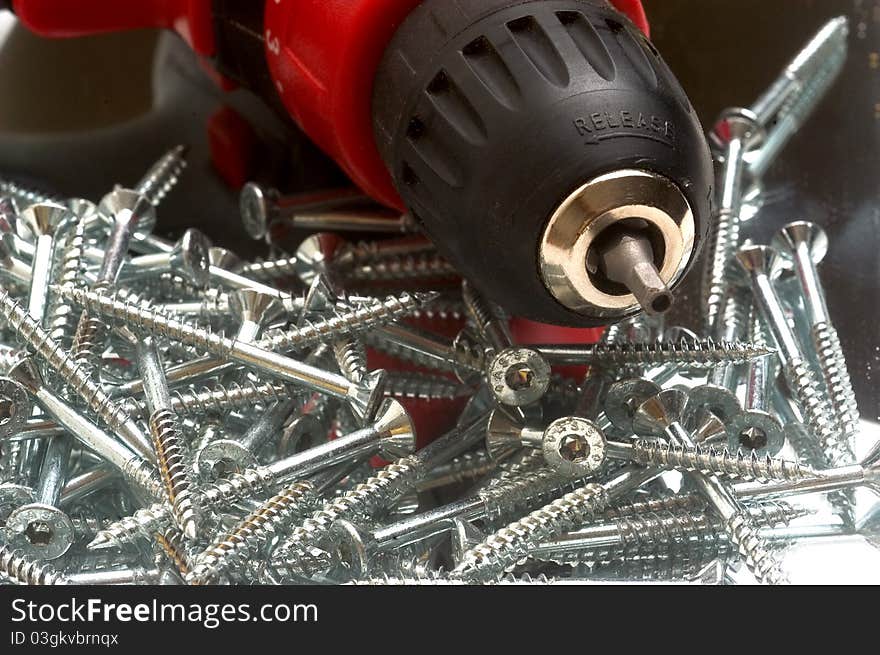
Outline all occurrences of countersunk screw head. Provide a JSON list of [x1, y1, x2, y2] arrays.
[[170, 229, 212, 287], [371, 398, 417, 460], [604, 378, 662, 434], [229, 288, 286, 327], [487, 347, 551, 407], [485, 408, 527, 461], [542, 416, 607, 477], [713, 108, 765, 148], [5, 503, 75, 561], [195, 440, 258, 480], [771, 220, 829, 275], [686, 384, 742, 424], [239, 182, 272, 240], [208, 246, 243, 271], [98, 188, 156, 236], [16, 202, 72, 240], [734, 244, 786, 280], [632, 389, 689, 437], [726, 410, 784, 455], [0, 375, 33, 438], [295, 233, 337, 285]]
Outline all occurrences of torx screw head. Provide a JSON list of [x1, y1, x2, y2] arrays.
[[5, 503, 75, 561], [487, 347, 551, 407], [542, 416, 607, 477], [726, 410, 785, 456], [239, 182, 273, 240], [604, 378, 662, 434], [195, 440, 258, 480], [632, 388, 689, 437]]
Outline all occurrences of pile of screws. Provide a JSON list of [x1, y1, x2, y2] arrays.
[[0, 15, 875, 586]]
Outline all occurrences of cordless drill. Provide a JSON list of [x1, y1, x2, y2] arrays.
[[5, 0, 713, 327]]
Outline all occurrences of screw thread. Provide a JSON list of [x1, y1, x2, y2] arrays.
[[188, 481, 316, 584], [365, 329, 484, 375], [454, 482, 611, 580], [334, 237, 436, 269], [631, 440, 813, 482], [417, 449, 497, 492], [333, 338, 367, 383], [408, 298, 466, 322], [0, 178, 63, 207], [783, 358, 854, 466], [271, 456, 425, 575], [0, 291, 141, 437], [531, 501, 806, 565], [149, 409, 200, 539], [89, 466, 277, 551], [0, 542, 68, 585], [155, 527, 193, 578], [811, 322, 860, 436], [479, 468, 589, 524], [72, 280, 114, 373], [343, 253, 457, 283], [61, 285, 234, 357], [726, 514, 790, 584], [258, 291, 434, 353], [588, 338, 771, 367], [120, 457, 166, 501], [701, 207, 742, 331], [384, 372, 470, 401], [46, 219, 88, 349], [237, 255, 300, 281], [124, 379, 291, 420], [603, 492, 708, 518], [135, 145, 187, 206]]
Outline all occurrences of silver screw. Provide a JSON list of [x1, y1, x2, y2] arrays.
[[632, 389, 789, 584], [773, 221, 859, 440]]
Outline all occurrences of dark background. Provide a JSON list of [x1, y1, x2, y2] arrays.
[[0, 0, 877, 419]]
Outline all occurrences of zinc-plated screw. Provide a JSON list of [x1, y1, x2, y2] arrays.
[[269, 410, 489, 576], [60, 285, 389, 423], [735, 245, 854, 470], [773, 221, 859, 439], [452, 463, 661, 581], [239, 182, 419, 241], [17, 203, 73, 322], [633, 389, 789, 584], [539, 415, 814, 482], [529, 501, 809, 565], [342, 253, 457, 285], [534, 338, 772, 367], [0, 541, 69, 584], [701, 111, 760, 330], [461, 280, 512, 354], [0, 290, 155, 462], [333, 235, 436, 270], [137, 336, 201, 540], [367, 323, 485, 380], [88, 398, 416, 551], [187, 481, 317, 584], [746, 16, 849, 130], [0, 359, 163, 502]]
